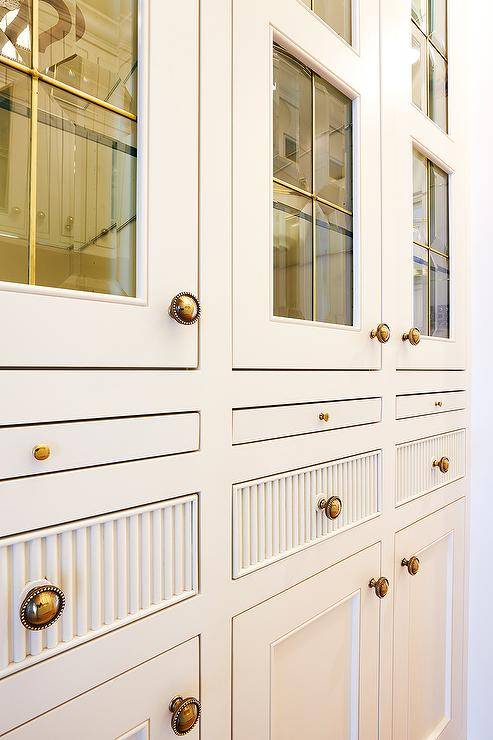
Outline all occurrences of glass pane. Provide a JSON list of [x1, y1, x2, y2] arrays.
[[273, 48, 312, 193], [315, 75, 352, 211], [430, 252, 449, 337], [315, 202, 353, 326], [413, 149, 428, 245], [411, 0, 427, 31], [429, 0, 447, 57], [313, 0, 352, 44], [429, 162, 448, 253], [0, 0, 31, 66], [411, 23, 427, 112], [38, 0, 138, 115], [0, 64, 30, 285], [413, 244, 428, 335], [35, 81, 137, 296], [429, 45, 447, 131], [273, 184, 313, 321]]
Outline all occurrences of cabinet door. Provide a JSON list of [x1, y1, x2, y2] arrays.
[[233, 0, 382, 369], [0, 1, 198, 367], [394, 500, 466, 739], [233, 544, 381, 739], [4, 638, 200, 739]]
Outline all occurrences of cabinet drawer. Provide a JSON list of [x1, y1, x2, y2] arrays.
[[396, 429, 466, 505], [0, 413, 199, 479], [0, 495, 198, 678], [395, 391, 466, 420], [233, 398, 382, 444], [233, 450, 381, 578]]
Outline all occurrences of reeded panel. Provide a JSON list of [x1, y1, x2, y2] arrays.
[[233, 450, 381, 578], [0, 495, 198, 678]]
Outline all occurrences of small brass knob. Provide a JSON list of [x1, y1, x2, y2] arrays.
[[435, 401, 443, 407], [433, 456, 450, 474], [319, 411, 329, 422], [370, 323, 391, 343], [369, 576, 389, 599], [169, 695, 201, 736], [33, 445, 50, 461], [401, 556, 420, 576], [402, 327, 421, 345], [318, 495, 343, 520], [169, 292, 201, 325], [20, 584, 65, 630]]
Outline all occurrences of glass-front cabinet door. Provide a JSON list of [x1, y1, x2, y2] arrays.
[[233, 0, 382, 369], [0, 0, 198, 367]]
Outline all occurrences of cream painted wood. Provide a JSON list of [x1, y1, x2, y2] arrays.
[[396, 390, 466, 419], [3, 637, 200, 739], [233, 397, 381, 444], [233, 0, 382, 369], [393, 500, 466, 739], [0, 0, 199, 368], [0, 412, 199, 479]]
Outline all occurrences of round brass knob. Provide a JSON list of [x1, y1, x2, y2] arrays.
[[402, 327, 421, 345], [169, 292, 200, 325], [318, 411, 329, 422], [33, 445, 50, 461], [19, 584, 65, 630], [435, 401, 443, 407], [433, 456, 450, 474], [169, 695, 201, 736], [369, 576, 389, 599], [370, 323, 391, 343], [401, 556, 420, 576], [318, 496, 343, 520]]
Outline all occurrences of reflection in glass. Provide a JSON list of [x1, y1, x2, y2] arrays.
[[411, 0, 427, 31], [430, 252, 449, 337], [429, 45, 447, 131], [315, 74, 352, 211], [38, 0, 138, 114], [35, 81, 137, 296], [316, 202, 352, 325], [313, 0, 352, 44], [273, 184, 313, 321], [413, 244, 428, 335], [0, 64, 30, 284], [411, 23, 427, 112], [429, 162, 448, 253], [413, 149, 428, 245], [0, 0, 31, 66], [429, 0, 447, 56], [273, 49, 312, 193]]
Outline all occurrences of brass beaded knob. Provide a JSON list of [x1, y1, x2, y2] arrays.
[[433, 456, 450, 474], [169, 292, 201, 325], [319, 411, 329, 422], [318, 496, 343, 520], [402, 327, 421, 345], [401, 556, 420, 576], [370, 323, 391, 343], [19, 584, 65, 631], [169, 695, 201, 736], [33, 445, 51, 461], [369, 576, 389, 599]]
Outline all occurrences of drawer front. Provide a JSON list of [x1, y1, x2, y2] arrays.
[[395, 391, 466, 420], [396, 429, 466, 505], [0, 495, 198, 678], [233, 450, 381, 578], [0, 413, 199, 479], [233, 398, 382, 444]]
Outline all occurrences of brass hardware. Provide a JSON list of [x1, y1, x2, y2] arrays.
[[401, 556, 420, 576], [12, 206, 21, 216], [19, 584, 65, 631], [169, 292, 201, 325], [169, 696, 201, 736], [435, 401, 443, 407], [65, 216, 74, 231], [433, 456, 450, 474], [33, 444, 51, 461], [370, 323, 391, 343], [318, 411, 330, 422], [318, 495, 343, 520], [402, 327, 421, 345], [369, 576, 389, 599]]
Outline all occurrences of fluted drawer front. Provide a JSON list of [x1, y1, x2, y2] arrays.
[[396, 430, 466, 505], [0, 495, 198, 678], [233, 450, 381, 578]]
